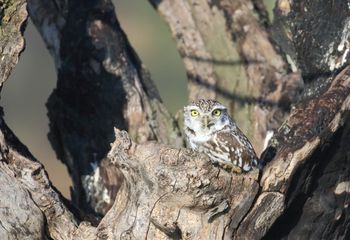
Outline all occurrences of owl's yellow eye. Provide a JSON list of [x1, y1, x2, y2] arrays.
[[191, 110, 199, 117], [212, 109, 221, 116]]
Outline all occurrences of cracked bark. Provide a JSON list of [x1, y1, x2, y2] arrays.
[[0, 2, 79, 239], [0, 0, 349, 239]]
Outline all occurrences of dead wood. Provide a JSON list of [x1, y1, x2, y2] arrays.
[[28, 0, 182, 215], [0, 0, 349, 239]]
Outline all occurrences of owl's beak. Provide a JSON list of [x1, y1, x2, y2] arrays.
[[202, 116, 214, 128]]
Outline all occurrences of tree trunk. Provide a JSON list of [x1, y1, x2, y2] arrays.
[[28, 0, 183, 215], [0, 0, 349, 239], [0, 3, 79, 239]]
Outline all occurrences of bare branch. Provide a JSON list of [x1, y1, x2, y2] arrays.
[[0, 119, 82, 239]]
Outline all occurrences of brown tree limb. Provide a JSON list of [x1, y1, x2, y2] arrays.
[[28, 0, 182, 215], [0, 0, 27, 85], [1, 59, 348, 239], [1, 0, 349, 239], [262, 66, 350, 192], [272, 0, 350, 80], [88, 65, 350, 238], [0, 4, 82, 235], [242, 65, 350, 239], [95, 128, 260, 239], [0, 119, 81, 239]]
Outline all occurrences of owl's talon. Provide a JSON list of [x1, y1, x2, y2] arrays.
[[221, 163, 232, 171], [230, 165, 242, 174], [219, 162, 242, 174]]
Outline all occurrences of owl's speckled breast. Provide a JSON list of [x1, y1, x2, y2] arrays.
[[183, 99, 258, 173]]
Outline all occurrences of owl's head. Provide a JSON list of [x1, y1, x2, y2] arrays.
[[183, 99, 233, 137]]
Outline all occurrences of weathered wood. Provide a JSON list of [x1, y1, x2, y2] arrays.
[[1, 65, 349, 239], [28, 0, 182, 215], [261, 66, 350, 239], [0, 3, 88, 232], [76, 63, 349, 238], [95, 128, 259, 239], [268, 121, 350, 239], [0, 0, 27, 85], [0, 1, 46, 238], [262, 66, 350, 192], [272, 0, 350, 80], [1, 0, 350, 239], [242, 66, 350, 239], [49, 60, 347, 238], [0, 164, 45, 239], [0, 120, 82, 239]]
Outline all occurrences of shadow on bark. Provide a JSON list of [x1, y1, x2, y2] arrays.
[[1, 0, 350, 239], [29, 0, 182, 216]]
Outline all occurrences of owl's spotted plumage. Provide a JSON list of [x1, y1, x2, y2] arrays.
[[183, 99, 258, 173]]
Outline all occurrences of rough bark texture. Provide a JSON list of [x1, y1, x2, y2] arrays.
[[0, 0, 27, 85], [89, 66, 350, 239], [272, 0, 350, 80], [261, 66, 350, 239], [0, 0, 349, 239], [0, 3, 79, 239], [95, 129, 260, 239], [28, 0, 182, 215], [0, 119, 81, 240], [149, 0, 303, 154]]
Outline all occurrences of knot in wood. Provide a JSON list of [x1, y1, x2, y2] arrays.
[[178, 148, 201, 164], [120, 229, 135, 240], [155, 168, 175, 190], [160, 148, 182, 166], [108, 128, 131, 165]]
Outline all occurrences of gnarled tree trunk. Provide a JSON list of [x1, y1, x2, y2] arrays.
[[0, 0, 349, 239], [28, 0, 182, 215]]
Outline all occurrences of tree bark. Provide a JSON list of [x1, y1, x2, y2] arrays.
[[93, 65, 350, 239], [272, 0, 350, 80], [0, 0, 349, 239], [0, 0, 27, 85], [28, 0, 183, 215], [0, 3, 79, 239]]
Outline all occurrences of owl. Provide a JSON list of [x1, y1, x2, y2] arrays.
[[183, 99, 258, 173]]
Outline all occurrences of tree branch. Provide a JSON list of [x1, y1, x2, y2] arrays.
[[0, 0, 27, 85], [86, 64, 350, 238], [272, 0, 350, 80], [28, 0, 182, 215], [1, 0, 349, 239], [95, 128, 259, 239], [0, 118, 81, 239]]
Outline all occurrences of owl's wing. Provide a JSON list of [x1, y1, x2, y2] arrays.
[[204, 128, 258, 172]]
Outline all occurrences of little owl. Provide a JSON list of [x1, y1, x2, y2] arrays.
[[183, 99, 258, 173]]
